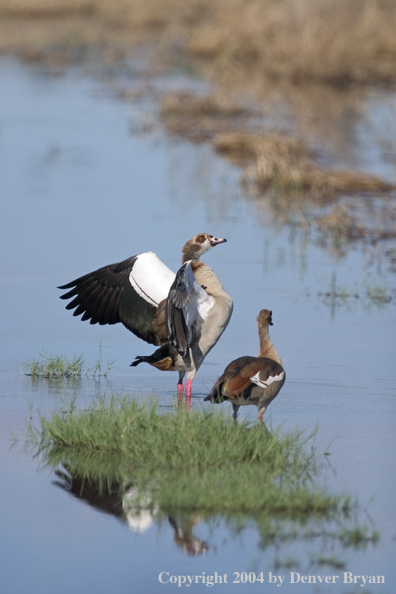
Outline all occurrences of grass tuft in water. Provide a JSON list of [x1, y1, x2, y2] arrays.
[[23, 351, 84, 378], [33, 394, 353, 516], [22, 342, 114, 378], [29, 396, 379, 561]]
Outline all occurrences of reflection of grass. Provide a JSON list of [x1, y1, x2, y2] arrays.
[[31, 394, 353, 517], [364, 282, 392, 304], [317, 272, 356, 308], [315, 205, 366, 257], [317, 273, 393, 309], [316, 555, 345, 570], [32, 424, 379, 569]]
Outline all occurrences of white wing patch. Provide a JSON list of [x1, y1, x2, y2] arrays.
[[250, 370, 285, 389], [129, 252, 175, 307], [182, 262, 215, 343]]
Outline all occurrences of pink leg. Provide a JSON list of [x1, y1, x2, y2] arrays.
[[185, 379, 193, 404], [258, 404, 266, 423], [177, 380, 184, 394]]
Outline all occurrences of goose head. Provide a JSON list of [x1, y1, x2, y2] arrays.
[[182, 233, 227, 262], [257, 309, 273, 328]]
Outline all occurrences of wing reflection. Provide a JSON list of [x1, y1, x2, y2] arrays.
[[53, 466, 213, 556]]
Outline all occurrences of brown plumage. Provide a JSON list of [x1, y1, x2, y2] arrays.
[[205, 309, 285, 421]]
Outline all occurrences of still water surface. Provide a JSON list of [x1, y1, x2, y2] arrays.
[[0, 58, 395, 593]]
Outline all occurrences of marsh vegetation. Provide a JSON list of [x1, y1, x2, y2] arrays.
[[27, 394, 361, 518], [1, 4, 394, 588], [1, 0, 395, 87], [1, 0, 395, 258], [21, 392, 379, 570], [23, 351, 84, 378]]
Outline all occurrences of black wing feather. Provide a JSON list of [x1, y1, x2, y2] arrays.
[[58, 255, 159, 345]]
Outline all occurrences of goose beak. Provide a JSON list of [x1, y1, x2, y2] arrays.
[[210, 236, 227, 247]]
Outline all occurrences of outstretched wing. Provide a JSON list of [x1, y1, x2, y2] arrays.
[[58, 255, 137, 326], [165, 261, 215, 357], [58, 252, 175, 345]]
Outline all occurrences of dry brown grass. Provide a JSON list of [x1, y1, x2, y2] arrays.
[[316, 205, 366, 255], [216, 131, 395, 199], [2, 0, 395, 248], [159, 91, 395, 247], [159, 94, 395, 201], [187, 0, 396, 86], [159, 92, 255, 142], [1, 0, 396, 86]]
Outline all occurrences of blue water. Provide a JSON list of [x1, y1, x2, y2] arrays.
[[0, 57, 395, 594]]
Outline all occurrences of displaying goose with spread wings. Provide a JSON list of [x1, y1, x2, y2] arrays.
[[205, 309, 285, 421], [58, 233, 233, 400]]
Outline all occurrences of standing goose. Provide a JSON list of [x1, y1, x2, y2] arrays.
[[58, 233, 233, 399], [205, 309, 285, 421]]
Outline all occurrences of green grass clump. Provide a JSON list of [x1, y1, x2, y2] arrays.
[[22, 346, 114, 378], [33, 394, 351, 517], [31, 399, 379, 560], [23, 351, 84, 378]]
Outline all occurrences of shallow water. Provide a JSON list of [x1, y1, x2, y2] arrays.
[[0, 57, 395, 593]]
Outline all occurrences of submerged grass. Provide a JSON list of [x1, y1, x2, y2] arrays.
[[33, 394, 352, 516], [316, 272, 393, 309]]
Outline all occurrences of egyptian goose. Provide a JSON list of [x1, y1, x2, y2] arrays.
[[58, 233, 233, 399], [205, 309, 285, 421]]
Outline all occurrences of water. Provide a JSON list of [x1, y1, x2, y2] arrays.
[[0, 57, 395, 593]]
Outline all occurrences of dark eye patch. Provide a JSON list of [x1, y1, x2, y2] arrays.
[[196, 234, 207, 244]]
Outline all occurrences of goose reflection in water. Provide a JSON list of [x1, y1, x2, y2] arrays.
[[53, 467, 212, 556]]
